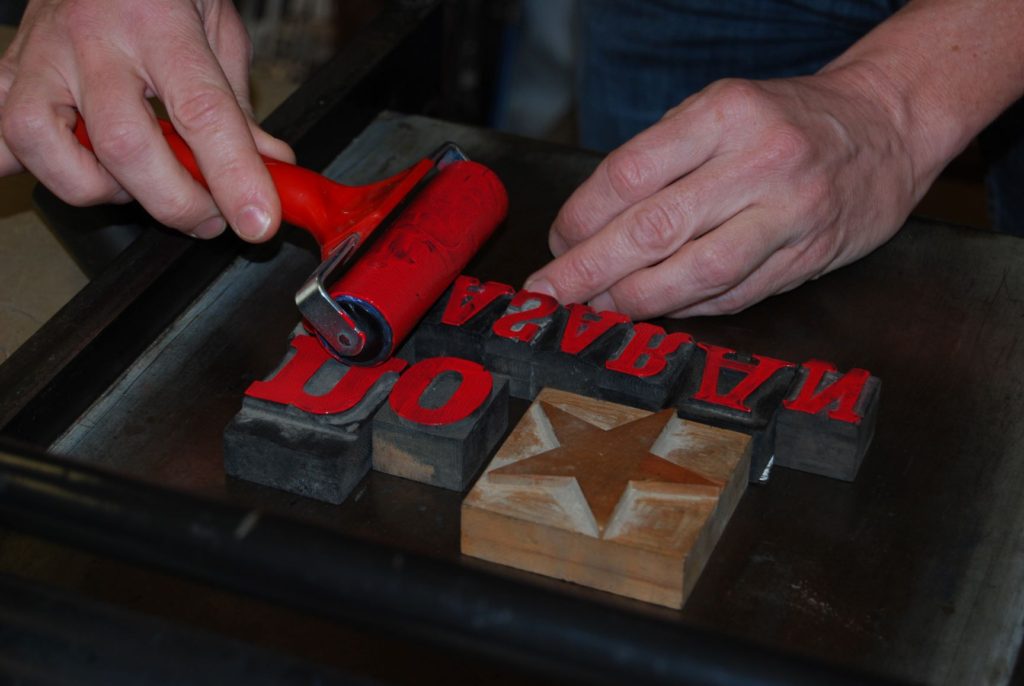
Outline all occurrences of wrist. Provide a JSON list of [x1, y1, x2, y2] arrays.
[[819, 56, 971, 200], [816, 0, 1024, 196]]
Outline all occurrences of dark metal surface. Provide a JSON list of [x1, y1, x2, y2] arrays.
[[0, 571, 364, 686], [24, 112, 1024, 685], [0, 444, 899, 686]]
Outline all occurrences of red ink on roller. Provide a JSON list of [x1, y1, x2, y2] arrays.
[[326, 162, 508, 365]]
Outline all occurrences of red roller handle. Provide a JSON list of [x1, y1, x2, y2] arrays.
[[72, 115, 432, 257]]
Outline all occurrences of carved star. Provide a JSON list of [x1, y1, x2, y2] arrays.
[[489, 402, 719, 536]]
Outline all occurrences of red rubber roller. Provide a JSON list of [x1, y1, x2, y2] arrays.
[[325, 161, 508, 365]]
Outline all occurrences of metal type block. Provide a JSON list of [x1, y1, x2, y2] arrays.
[[594, 323, 694, 410], [372, 357, 509, 490], [530, 303, 630, 398], [223, 335, 405, 504], [774, 361, 881, 481], [483, 289, 566, 399], [410, 275, 514, 363], [675, 343, 797, 483]]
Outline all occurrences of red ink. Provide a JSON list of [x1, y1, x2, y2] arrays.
[[245, 335, 407, 414], [389, 357, 493, 426], [783, 359, 871, 424], [605, 323, 693, 378], [559, 304, 629, 356], [491, 290, 561, 343], [441, 275, 515, 327], [693, 343, 793, 413], [326, 162, 509, 363]]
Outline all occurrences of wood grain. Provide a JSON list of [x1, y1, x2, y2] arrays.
[[462, 388, 751, 608]]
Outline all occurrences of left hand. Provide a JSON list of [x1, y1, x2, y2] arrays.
[[524, 69, 927, 319]]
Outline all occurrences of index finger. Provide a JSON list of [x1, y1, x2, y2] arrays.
[[526, 155, 753, 306], [144, 29, 279, 242], [551, 105, 717, 254]]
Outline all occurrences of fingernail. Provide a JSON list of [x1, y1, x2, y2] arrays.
[[524, 277, 556, 298], [589, 292, 616, 312], [191, 215, 226, 239], [235, 204, 272, 241]]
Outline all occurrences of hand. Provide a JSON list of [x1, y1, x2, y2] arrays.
[[524, 70, 928, 319], [0, 0, 295, 240]]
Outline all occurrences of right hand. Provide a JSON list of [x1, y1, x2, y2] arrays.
[[0, 0, 295, 241]]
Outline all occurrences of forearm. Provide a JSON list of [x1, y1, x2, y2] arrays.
[[821, 0, 1024, 189]]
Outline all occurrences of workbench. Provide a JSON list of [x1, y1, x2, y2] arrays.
[[2, 5, 1023, 685]]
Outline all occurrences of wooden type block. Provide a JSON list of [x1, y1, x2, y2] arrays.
[[483, 289, 566, 398], [529, 303, 630, 398], [594, 323, 695, 410], [409, 276, 514, 363], [372, 357, 509, 490], [774, 360, 881, 481], [223, 335, 406, 504], [462, 388, 751, 609], [675, 343, 796, 483]]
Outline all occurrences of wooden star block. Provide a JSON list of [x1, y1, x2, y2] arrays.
[[461, 388, 752, 609]]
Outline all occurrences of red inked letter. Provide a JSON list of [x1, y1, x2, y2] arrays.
[[605, 323, 693, 378], [693, 343, 793, 413], [441, 275, 515, 326], [491, 289, 560, 343], [246, 335, 407, 415], [389, 357, 493, 426], [783, 359, 871, 424], [559, 304, 629, 355]]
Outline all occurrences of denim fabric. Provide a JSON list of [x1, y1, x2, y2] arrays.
[[578, 0, 1024, 235], [980, 99, 1024, 235]]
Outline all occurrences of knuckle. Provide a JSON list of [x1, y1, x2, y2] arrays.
[[58, 176, 113, 206], [57, 180, 101, 206], [90, 121, 150, 166], [1, 103, 47, 149], [688, 242, 743, 293], [152, 194, 207, 230], [612, 279, 660, 320], [628, 201, 680, 254], [561, 251, 606, 294], [759, 124, 813, 168], [605, 146, 658, 202], [554, 197, 592, 242], [172, 88, 230, 134], [707, 78, 764, 117]]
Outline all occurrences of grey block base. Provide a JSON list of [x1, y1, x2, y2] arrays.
[[774, 373, 882, 482], [223, 379, 394, 504], [372, 375, 509, 491]]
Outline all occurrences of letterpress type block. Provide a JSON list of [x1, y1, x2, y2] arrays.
[[410, 275, 514, 363], [595, 323, 694, 410], [675, 343, 796, 483], [372, 356, 509, 490], [483, 289, 566, 398], [223, 335, 406, 504], [530, 303, 630, 398], [774, 360, 881, 481]]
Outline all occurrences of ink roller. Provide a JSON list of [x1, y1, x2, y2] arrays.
[[74, 116, 508, 365]]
